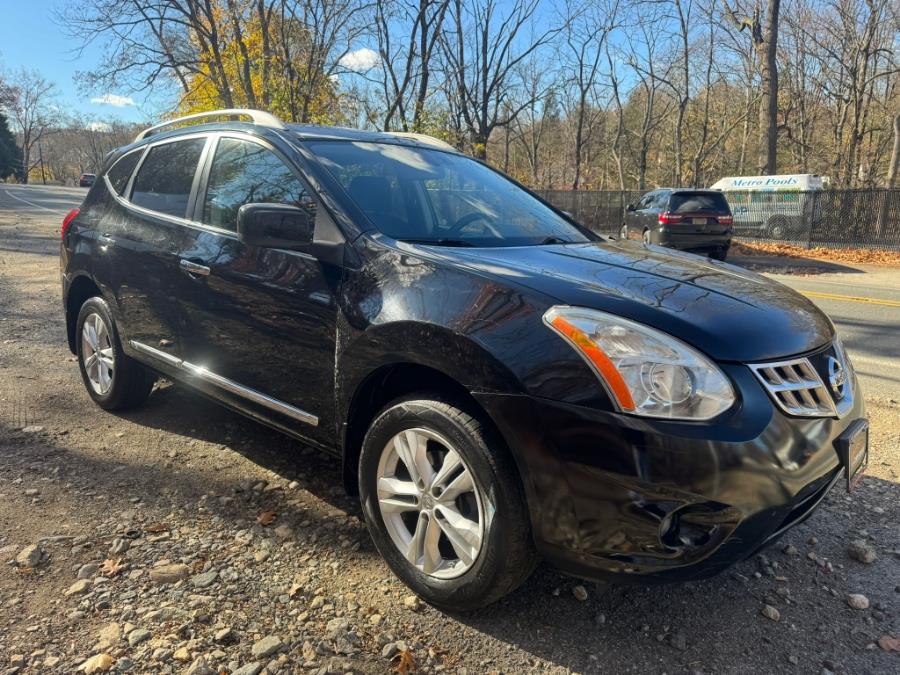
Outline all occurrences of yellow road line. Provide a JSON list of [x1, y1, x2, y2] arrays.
[[800, 290, 900, 308]]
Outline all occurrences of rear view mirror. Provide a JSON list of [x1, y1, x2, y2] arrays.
[[237, 203, 315, 250], [626, 203, 636, 212]]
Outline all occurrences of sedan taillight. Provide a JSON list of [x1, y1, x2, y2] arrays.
[[718, 215, 734, 225]]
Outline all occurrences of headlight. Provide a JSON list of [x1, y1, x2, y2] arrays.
[[543, 306, 735, 420]]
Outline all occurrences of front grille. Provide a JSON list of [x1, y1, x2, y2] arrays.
[[749, 357, 838, 417]]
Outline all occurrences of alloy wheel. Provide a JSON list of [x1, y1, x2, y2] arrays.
[[81, 312, 115, 395], [376, 428, 485, 579]]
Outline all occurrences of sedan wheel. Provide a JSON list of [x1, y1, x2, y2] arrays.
[[81, 312, 115, 395], [376, 428, 485, 579]]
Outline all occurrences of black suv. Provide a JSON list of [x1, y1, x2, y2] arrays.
[[622, 188, 733, 259], [61, 110, 867, 611]]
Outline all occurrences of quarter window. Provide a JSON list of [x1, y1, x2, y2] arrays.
[[202, 138, 314, 231], [106, 149, 143, 196], [130, 138, 206, 218]]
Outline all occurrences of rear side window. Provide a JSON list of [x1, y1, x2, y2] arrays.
[[669, 192, 730, 213], [106, 150, 143, 195], [202, 138, 313, 231], [130, 138, 206, 218]]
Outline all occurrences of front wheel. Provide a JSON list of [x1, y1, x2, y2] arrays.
[[358, 396, 537, 611], [75, 297, 156, 410]]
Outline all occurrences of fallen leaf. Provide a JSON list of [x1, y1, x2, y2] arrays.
[[392, 649, 417, 674], [878, 635, 900, 652], [257, 510, 277, 526], [100, 558, 125, 577], [145, 522, 169, 533]]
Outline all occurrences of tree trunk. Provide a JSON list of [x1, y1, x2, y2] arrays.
[[758, 0, 780, 175]]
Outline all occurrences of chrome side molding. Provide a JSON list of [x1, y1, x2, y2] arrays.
[[129, 340, 318, 426]]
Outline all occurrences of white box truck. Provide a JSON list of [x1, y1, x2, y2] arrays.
[[709, 174, 828, 238]]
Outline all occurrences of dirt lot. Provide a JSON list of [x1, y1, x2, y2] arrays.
[[1, 207, 899, 675]]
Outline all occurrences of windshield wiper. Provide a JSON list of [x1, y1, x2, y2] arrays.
[[398, 238, 475, 247], [539, 236, 572, 245]]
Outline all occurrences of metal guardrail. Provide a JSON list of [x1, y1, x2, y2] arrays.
[[539, 188, 900, 251]]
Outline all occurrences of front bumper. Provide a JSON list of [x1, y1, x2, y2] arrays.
[[474, 362, 865, 583]]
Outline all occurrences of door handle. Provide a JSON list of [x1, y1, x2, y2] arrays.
[[180, 259, 210, 277]]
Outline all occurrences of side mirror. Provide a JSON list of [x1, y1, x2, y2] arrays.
[[626, 203, 636, 212], [237, 203, 315, 250]]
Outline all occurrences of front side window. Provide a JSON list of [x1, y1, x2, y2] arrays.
[[106, 149, 143, 195], [306, 140, 590, 247], [130, 138, 206, 218], [202, 138, 314, 231]]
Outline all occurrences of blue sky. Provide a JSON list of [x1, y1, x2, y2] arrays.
[[0, 1, 156, 123]]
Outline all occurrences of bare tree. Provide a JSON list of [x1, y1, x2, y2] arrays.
[[442, 0, 562, 160], [564, 0, 620, 189], [374, 0, 450, 131], [3, 69, 59, 184]]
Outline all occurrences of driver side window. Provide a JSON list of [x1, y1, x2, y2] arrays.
[[202, 137, 315, 231]]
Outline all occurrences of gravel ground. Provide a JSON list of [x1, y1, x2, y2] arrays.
[[1, 210, 898, 675]]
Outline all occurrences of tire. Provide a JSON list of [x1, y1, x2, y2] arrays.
[[767, 216, 788, 239], [358, 395, 537, 611], [642, 229, 652, 244], [710, 248, 728, 261], [75, 296, 156, 410]]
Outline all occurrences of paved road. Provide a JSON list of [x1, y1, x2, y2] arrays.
[[2, 184, 898, 398]]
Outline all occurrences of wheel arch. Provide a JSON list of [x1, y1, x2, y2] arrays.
[[336, 316, 527, 496], [65, 274, 104, 354]]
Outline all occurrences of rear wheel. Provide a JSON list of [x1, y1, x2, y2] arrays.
[[75, 297, 156, 410], [358, 395, 537, 611], [710, 248, 728, 261]]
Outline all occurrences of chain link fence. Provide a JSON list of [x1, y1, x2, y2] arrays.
[[539, 188, 900, 250]]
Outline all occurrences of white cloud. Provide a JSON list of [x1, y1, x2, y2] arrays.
[[88, 121, 112, 132], [339, 48, 379, 72], [90, 94, 135, 108]]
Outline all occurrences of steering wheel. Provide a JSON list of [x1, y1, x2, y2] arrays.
[[447, 212, 502, 238]]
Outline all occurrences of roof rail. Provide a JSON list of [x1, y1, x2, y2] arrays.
[[386, 131, 456, 151], [134, 109, 285, 142]]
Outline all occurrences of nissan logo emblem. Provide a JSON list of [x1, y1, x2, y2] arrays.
[[827, 356, 846, 398]]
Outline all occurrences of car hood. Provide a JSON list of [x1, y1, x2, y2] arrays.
[[443, 240, 833, 363]]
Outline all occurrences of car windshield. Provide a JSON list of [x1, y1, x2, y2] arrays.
[[306, 140, 591, 247], [669, 192, 730, 213]]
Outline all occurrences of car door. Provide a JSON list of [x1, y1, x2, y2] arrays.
[[98, 136, 209, 365], [625, 193, 649, 238], [173, 134, 340, 444]]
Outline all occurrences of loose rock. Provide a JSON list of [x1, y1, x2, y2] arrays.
[[572, 585, 589, 601], [761, 604, 781, 622], [847, 594, 869, 610], [251, 635, 284, 658], [78, 654, 114, 673], [847, 540, 876, 564], [15, 544, 43, 568], [149, 563, 190, 584]]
